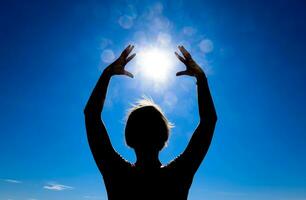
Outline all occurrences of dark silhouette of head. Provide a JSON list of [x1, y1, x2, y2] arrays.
[[125, 98, 173, 152]]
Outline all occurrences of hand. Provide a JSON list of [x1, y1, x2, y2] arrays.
[[175, 45, 205, 79], [105, 45, 136, 78]]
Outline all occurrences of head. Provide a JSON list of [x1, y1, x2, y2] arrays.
[[125, 98, 173, 152]]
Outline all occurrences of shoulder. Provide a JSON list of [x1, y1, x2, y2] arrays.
[[163, 154, 183, 171], [161, 155, 195, 186], [100, 152, 133, 174], [163, 154, 196, 178]]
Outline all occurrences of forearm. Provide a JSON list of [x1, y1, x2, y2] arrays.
[[178, 76, 217, 173], [174, 46, 217, 173], [84, 67, 115, 162], [180, 73, 217, 168], [84, 67, 112, 115], [196, 72, 217, 123]]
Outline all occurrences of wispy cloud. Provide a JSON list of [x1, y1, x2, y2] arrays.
[[2, 179, 22, 184], [43, 183, 74, 191]]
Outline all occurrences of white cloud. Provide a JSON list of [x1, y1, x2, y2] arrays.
[[118, 15, 134, 29], [101, 49, 115, 63], [199, 39, 214, 53], [3, 179, 22, 184], [43, 183, 73, 191], [182, 26, 197, 36]]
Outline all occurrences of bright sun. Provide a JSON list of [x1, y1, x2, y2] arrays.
[[135, 47, 176, 83]]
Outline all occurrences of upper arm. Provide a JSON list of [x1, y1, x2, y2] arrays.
[[84, 111, 124, 173], [173, 119, 217, 176]]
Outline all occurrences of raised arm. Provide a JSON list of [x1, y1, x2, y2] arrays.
[[84, 45, 136, 172], [174, 45, 217, 174]]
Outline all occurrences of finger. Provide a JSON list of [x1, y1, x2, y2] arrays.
[[175, 52, 186, 64], [126, 45, 134, 56], [126, 53, 136, 63], [123, 70, 134, 78], [179, 45, 191, 59], [121, 44, 131, 57], [176, 70, 190, 76]]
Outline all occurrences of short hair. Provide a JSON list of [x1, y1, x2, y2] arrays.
[[125, 97, 173, 151]]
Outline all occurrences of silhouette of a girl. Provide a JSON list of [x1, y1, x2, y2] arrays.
[[84, 45, 217, 200]]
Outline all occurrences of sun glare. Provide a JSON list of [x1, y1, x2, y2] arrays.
[[135, 47, 176, 83]]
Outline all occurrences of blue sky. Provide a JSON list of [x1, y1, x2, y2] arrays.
[[1, 0, 306, 199]]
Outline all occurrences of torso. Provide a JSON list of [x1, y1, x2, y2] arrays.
[[102, 158, 194, 200]]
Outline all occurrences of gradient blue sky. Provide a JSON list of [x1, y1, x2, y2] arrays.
[[1, 0, 306, 199]]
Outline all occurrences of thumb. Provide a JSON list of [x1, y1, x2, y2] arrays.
[[123, 70, 134, 78], [176, 70, 189, 76]]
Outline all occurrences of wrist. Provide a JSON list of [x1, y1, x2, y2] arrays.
[[103, 66, 113, 78], [195, 71, 206, 80], [196, 72, 207, 85]]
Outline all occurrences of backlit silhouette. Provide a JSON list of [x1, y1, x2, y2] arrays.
[[84, 45, 217, 200]]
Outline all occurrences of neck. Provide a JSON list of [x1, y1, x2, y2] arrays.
[[135, 149, 161, 169]]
